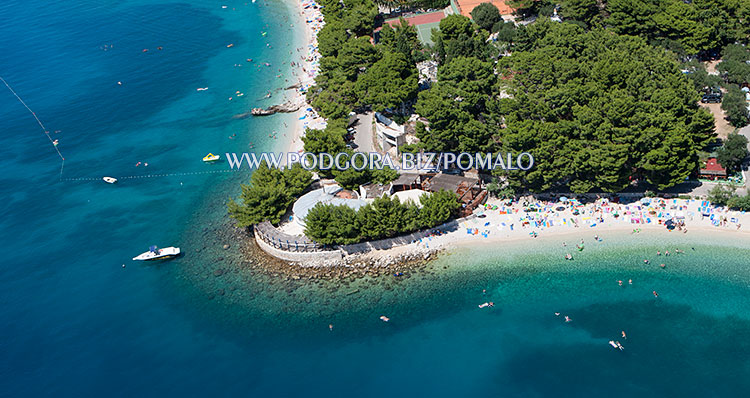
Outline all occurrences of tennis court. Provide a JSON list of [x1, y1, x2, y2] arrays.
[[384, 11, 445, 47], [415, 21, 441, 46]]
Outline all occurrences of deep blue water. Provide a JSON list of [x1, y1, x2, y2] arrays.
[[3, 1, 750, 397]]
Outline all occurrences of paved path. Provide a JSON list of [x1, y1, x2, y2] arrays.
[[353, 112, 374, 154]]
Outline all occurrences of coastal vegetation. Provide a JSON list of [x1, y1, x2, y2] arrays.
[[309, 0, 421, 121], [717, 44, 750, 128], [304, 189, 460, 244], [470, 2, 502, 32], [707, 184, 750, 211], [495, 22, 715, 192], [232, 0, 750, 233], [228, 162, 312, 226], [413, 18, 716, 193], [301, 123, 400, 189], [716, 132, 749, 174]]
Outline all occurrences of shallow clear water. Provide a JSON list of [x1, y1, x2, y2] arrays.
[[2, 1, 750, 397]]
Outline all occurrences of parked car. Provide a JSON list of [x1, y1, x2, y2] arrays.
[[701, 93, 722, 103], [346, 142, 358, 149]]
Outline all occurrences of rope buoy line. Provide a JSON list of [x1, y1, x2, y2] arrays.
[[1, 76, 66, 179], [61, 169, 242, 182], [1, 77, 248, 184]]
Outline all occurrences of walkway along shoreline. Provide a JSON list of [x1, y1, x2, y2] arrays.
[[253, 214, 478, 265]]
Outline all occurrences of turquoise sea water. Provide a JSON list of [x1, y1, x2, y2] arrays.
[[2, 1, 750, 397]]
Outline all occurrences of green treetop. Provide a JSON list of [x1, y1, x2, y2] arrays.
[[354, 50, 419, 113], [717, 132, 749, 173], [470, 3, 502, 32], [228, 162, 312, 226]]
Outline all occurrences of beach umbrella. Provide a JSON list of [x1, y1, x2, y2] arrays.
[[559, 196, 568, 202]]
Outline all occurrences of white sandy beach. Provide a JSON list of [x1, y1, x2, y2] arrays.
[[284, 0, 327, 157], [353, 197, 750, 262]]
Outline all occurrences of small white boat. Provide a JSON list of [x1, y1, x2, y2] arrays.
[[103, 176, 118, 184], [379, 315, 390, 322], [132, 246, 180, 261], [609, 340, 624, 350], [196, 87, 208, 91], [203, 153, 220, 162]]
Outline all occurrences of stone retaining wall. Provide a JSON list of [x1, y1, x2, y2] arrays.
[[254, 230, 343, 262], [253, 214, 477, 263]]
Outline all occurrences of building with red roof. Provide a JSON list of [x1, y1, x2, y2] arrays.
[[699, 157, 728, 180]]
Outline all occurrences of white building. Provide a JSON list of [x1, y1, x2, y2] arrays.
[[375, 112, 406, 152], [291, 184, 367, 227]]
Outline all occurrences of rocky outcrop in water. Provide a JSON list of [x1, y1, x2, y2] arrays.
[[233, 100, 303, 119]]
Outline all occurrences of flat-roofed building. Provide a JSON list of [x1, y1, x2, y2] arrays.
[[375, 112, 406, 152]]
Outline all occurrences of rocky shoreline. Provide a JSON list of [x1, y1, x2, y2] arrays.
[[207, 220, 443, 283]]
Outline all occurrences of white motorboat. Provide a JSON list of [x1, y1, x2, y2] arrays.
[[203, 153, 220, 162], [103, 176, 117, 184], [132, 246, 180, 261]]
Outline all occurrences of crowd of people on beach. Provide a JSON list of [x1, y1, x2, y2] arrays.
[[453, 197, 744, 242]]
